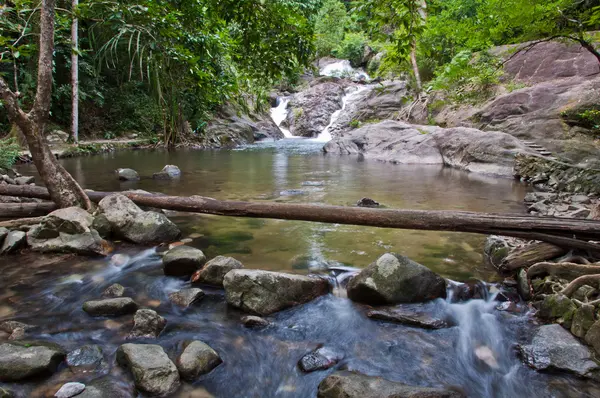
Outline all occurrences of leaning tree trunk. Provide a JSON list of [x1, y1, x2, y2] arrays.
[[0, 0, 92, 210]]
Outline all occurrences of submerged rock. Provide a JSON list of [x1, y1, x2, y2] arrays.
[[0, 231, 26, 254], [191, 256, 243, 286], [519, 324, 599, 378], [117, 168, 140, 181], [66, 344, 104, 371], [317, 371, 464, 398], [102, 283, 126, 298], [356, 198, 380, 207], [117, 343, 180, 396], [163, 245, 207, 276], [169, 288, 205, 307], [176, 341, 222, 381], [0, 342, 65, 381], [347, 253, 446, 305], [241, 316, 270, 329], [128, 309, 167, 339], [223, 269, 329, 315], [299, 347, 342, 373], [55, 382, 86, 398], [153, 165, 181, 180], [83, 298, 138, 317], [98, 194, 180, 244], [367, 307, 449, 329]]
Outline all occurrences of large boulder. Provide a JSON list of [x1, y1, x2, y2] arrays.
[[28, 226, 113, 256], [43, 207, 93, 234], [116, 344, 180, 396], [518, 324, 599, 378], [0, 231, 26, 254], [317, 371, 464, 398], [223, 269, 330, 315], [347, 253, 446, 305], [191, 255, 243, 286], [98, 194, 180, 244], [286, 82, 345, 137], [176, 341, 222, 381], [128, 309, 167, 339], [152, 165, 181, 180], [0, 342, 65, 381], [82, 298, 138, 317], [117, 168, 140, 181], [163, 245, 207, 277]]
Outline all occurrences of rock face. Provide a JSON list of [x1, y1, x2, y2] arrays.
[[324, 121, 533, 177], [191, 256, 243, 286], [168, 288, 205, 307], [153, 165, 181, 180], [163, 246, 207, 276], [347, 253, 446, 305], [83, 298, 138, 317], [0, 231, 26, 254], [317, 371, 464, 398], [117, 168, 140, 181], [0, 342, 65, 381], [204, 105, 284, 146], [223, 269, 330, 315], [128, 309, 167, 339], [286, 82, 345, 137], [116, 343, 180, 396], [518, 324, 599, 378], [176, 341, 222, 381], [98, 194, 180, 244]]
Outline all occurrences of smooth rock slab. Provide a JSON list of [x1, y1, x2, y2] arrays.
[[55, 382, 85, 398], [0, 231, 26, 255], [163, 245, 207, 277], [299, 347, 343, 373], [223, 269, 329, 315], [191, 256, 243, 286], [317, 371, 464, 398], [519, 324, 599, 377], [128, 309, 166, 339], [169, 288, 205, 307], [176, 341, 222, 381], [83, 298, 138, 317], [0, 342, 65, 381], [117, 343, 180, 396], [367, 307, 449, 329]]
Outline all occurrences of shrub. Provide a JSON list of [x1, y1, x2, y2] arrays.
[[333, 32, 369, 67], [314, 0, 347, 57], [0, 137, 21, 170]]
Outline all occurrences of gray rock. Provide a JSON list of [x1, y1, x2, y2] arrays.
[[241, 316, 270, 329], [74, 377, 132, 398], [117, 168, 140, 181], [0, 227, 8, 245], [571, 304, 596, 339], [43, 207, 93, 234], [66, 345, 104, 370], [516, 269, 532, 301], [176, 341, 222, 381], [82, 298, 138, 317], [191, 256, 243, 286], [163, 245, 207, 277], [224, 269, 329, 315], [91, 214, 112, 239], [28, 226, 112, 256], [347, 253, 446, 305], [54, 382, 86, 398], [367, 307, 449, 329], [299, 347, 342, 373], [102, 283, 125, 298], [168, 288, 205, 307], [0, 320, 32, 334], [128, 309, 166, 339], [356, 198, 380, 207], [153, 165, 181, 180], [585, 320, 600, 354], [571, 194, 592, 204], [286, 82, 345, 137], [0, 342, 65, 381], [519, 324, 599, 377], [98, 194, 180, 244], [0, 231, 26, 254], [317, 371, 464, 398], [116, 343, 180, 396], [14, 176, 34, 185]]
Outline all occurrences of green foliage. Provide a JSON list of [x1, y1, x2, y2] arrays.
[[315, 0, 348, 57], [349, 119, 361, 128], [562, 106, 600, 131], [0, 137, 21, 169], [333, 32, 369, 66]]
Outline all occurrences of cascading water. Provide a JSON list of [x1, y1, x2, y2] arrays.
[[269, 97, 295, 139], [319, 59, 370, 81], [313, 85, 371, 142]]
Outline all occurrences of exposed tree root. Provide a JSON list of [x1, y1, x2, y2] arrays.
[[527, 262, 600, 281], [561, 274, 600, 297]]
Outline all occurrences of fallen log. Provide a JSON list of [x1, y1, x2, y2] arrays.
[[499, 242, 567, 272], [2, 184, 600, 252], [0, 216, 47, 229], [0, 202, 57, 218], [528, 262, 600, 281]]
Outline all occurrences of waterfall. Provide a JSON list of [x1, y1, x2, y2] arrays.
[[313, 85, 371, 142], [270, 98, 294, 139], [320, 59, 370, 81]]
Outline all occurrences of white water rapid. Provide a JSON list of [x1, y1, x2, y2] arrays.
[[313, 85, 371, 142], [270, 98, 296, 139], [319, 59, 370, 81]]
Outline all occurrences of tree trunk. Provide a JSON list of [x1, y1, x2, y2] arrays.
[[410, 40, 422, 92], [71, 0, 79, 143], [3, 184, 600, 252], [499, 242, 567, 272], [0, 0, 92, 211]]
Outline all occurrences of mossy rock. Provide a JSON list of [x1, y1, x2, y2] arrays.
[[539, 294, 577, 328]]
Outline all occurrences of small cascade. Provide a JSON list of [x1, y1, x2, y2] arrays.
[[319, 60, 370, 81], [269, 97, 295, 139], [314, 85, 371, 142]]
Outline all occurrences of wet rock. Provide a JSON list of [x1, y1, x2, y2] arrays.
[[483, 235, 510, 267], [28, 226, 113, 256], [0, 227, 8, 244], [117, 343, 179, 396], [153, 165, 181, 180], [356, 198, 379, 207], [0, 320, 32, 334], [83, 297, 138, 317], [176, 341, 222, 381], [0, 342, 65, 381], [55, 382, 86, 398], [538, 294, 576, 328], [224, 269, 329, 315], [0, 387, 13, 398], [191, 256, 243, 286], [98, 194, 180, 244], [66, 345, 104, 370], [519, 324, 599, 378], [44, 207, 93, 234], [241, 316, 270, 329], [452, 279, 488, 302], [91, 214, 112, 239], [367, 307, 449, 329], [517, 269, 532, 301], [163, 245, 207, 277], [585, 320, 600, 354], [299, 347, 342, 373], [0, 231, 26, 254], [128, 309, 167, 339], [571, 304, 596, 339], [117, 168, 140, 181], [8, 328, 25, 340], [347, 253, 446, 305], [102, 283, 125, 298], [169, 288, 205, 307], [317, 371, 464, 398], [75, 377, 133, 398], [286, 82, 345, 137], [14, 176, 34, 185]]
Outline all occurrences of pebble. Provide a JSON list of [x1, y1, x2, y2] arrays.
[[55, 382, 86, 398]]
